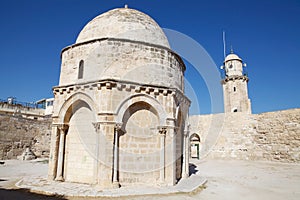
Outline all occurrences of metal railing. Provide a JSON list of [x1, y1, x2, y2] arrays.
[[0, 99, 45, 109]]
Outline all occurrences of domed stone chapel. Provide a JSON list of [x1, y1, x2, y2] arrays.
[[48, 7, 190, 188]]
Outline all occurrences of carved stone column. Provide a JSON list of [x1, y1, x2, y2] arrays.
[[165, 119, 177, 185], [93, 121, 115, 189], [159, 127, 167, 183], [182, 125, 190, 179], [48, 124, 60, 180], [112, 123, 122, 188], [92, 122, 101, 184], [55, 124, 68, 181]]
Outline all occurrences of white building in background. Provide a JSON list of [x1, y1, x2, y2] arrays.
[[36, 98, 54, 116], [45, 98, 54, 115], [0, 97, 54, 119]]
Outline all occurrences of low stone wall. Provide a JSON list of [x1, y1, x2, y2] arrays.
[[1, 108, 299, 162], [190, 108, 300, 162], [0, 114, 52, 160]]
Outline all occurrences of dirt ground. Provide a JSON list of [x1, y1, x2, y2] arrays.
[[0, 158, 299, 200]]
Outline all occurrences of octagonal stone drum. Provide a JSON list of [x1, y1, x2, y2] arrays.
[[48, 7, 190, 189]]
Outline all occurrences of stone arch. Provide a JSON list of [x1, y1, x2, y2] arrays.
[[190, 133, 201, 159], [190, 133, 201, 142], [116, 95, 164, 185], [57, 92, 97, 124], [121, 101, 159, 131], [115, 93, 166, 125], [57, 93, 98, 184]]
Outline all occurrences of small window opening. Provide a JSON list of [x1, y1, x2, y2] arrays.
[[78, 60, 84, 79], [233, 109, 238, 112], [233, 87, 236, 92]]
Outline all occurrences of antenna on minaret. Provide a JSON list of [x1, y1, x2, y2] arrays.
[[223, 31, 226, 59]]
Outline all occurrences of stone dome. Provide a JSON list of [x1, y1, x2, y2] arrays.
[[224, 53, 242, 62], [76, 7, 170, 48]]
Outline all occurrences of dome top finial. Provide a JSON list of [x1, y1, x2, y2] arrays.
[[124, 4, 128, 9]]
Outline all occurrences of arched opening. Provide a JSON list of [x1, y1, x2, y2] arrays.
[[190, 133, 201, 159], [63, 100, 97, 184], [118, 101, 160, 186], [233, 108, 238, 112], [78, 60, 84, 79]]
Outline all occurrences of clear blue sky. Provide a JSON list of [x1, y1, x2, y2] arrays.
[[0, 0, 299, 114]]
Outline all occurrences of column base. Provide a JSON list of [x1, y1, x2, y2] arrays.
[[158, 181, 167, 187], [182, 173, 189, 179], [112, 181, 120, 188], [47, 174, 56, 181], [96, 180, 118, 190], [55, 176, 64, 181]]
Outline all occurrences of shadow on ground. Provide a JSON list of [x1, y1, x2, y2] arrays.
[[0, 188, 67, 200], [189, 163, 198, 176]]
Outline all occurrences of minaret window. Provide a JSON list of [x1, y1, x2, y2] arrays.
[[78, 60, 84, 79], [233, 87, 236, 92]]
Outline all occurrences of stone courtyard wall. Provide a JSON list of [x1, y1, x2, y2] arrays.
[[0, 114, 51, 160], [1, 108, 299, 163], [190, 108, 300, 163], [253, 109, 300, 162]]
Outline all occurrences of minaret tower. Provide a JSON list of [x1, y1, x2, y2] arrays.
[[221, 50, 251, 113]]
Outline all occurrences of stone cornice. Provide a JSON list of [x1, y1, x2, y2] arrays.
[[221, 75, 249, 84], [53, 79, 191, 105]]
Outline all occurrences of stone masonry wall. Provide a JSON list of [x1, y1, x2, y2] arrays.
[[0, 114, 52, 160], [253, 109, 300, 162], [190, 108, 300, 163], [1, 107, 299, 163]]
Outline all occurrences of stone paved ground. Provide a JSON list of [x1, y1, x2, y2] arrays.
[[0, 158, 300, 200]]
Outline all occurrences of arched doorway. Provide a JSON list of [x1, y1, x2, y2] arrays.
[[63, 101, 97, 184], [190, 133, 201, 159], [119, 101, 160, 185]]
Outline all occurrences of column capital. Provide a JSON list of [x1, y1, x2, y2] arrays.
[[158, 126, 167, 135], [92, 122, 101, 132], [183, 131, 189, 137], [184, 124, 191, 137], [186, 124, 191, 130], [54, 124, 69, 132], [114, 122, 123, 131]]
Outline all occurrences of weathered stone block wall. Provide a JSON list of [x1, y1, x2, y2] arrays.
[[190, 108, 300, 162], [0, 114, 52, 160], [222, 78, 251, 113], [60, 39, 184, 91], [253, 109, 300, 162]]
